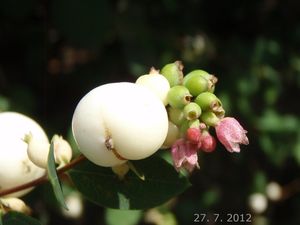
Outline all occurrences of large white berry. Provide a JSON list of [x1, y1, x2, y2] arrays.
[[0, 112, 48, 197], [72, 82, 168, 167]]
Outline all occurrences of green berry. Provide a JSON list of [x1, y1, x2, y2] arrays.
[[199, 73, 218, 93], [161, 61, 184, 87], [183, 102, 202, 120], [179, 119, 190, 136], [183, 74, 208, 96], [188, 119, 200, 128], [200, 111, 220, 127], [167, 86, 192, 109], [195, 92, 222, 112], [184, 70, 218, 93], [168, 107, 185, 126]]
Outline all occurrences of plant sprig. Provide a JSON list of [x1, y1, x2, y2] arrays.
[[0, 155, 86, 197]]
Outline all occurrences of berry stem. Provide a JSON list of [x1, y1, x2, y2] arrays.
[[0, 155, 86, 197]]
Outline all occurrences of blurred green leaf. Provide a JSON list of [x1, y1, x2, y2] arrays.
[[47, 141, 68, 210], [290, 56, 300, 72], [237, 96, 252, 117], [145, 208, 178, 225], [0, 211, 3, 225], [201, 189, 220, 208], [69, 156, 191, 209], [51, 0, 113, 47], [293, 133, 300, 165], [267, 40, 280, 55], [105, 209, 142, 225], [258, 133, 291, 166], [0, 96, 10, 112], [129, 62, 148, 78], [264, 86, 279, 105], [259, 134, 274, 156], [160, 212, 177, 225], [2, 212, 41, 225], [218, 92, 231, 115], [256, 110, 299, 132], [253, 171, 267, 193], [237, 76, 259, 97]]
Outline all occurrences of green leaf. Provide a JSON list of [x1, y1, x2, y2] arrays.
[[69, 156, 191, 209], [47, 140, 68, 210], [105, 209, 142, 225], [2, 212, 41, 225], [253, 171, 267, 193]]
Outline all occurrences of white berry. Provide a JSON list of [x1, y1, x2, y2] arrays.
[[136, 68, 170, 106], [0, 197, 31, 214], [72, 82, 168, 167], [248, 193, 268, 214], [0, 112, 48, 197], [26, 134, 72, 169]]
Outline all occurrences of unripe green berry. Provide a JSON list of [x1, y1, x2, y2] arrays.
[[183, 102, 202, 120], [179, 119, 190, 136], [167, 107, 185, 126], [188, 119, 200, 128], [198, 71, 218, 93], [195, 92, 222, 112], [183, 71, 209, 96], [200, 111, 220, 127], [185, 70, 209, 78], [161, 61, 184, 87], [167, 86, 192, 109]]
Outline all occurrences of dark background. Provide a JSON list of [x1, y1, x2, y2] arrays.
[[1, 0, 300, 224]]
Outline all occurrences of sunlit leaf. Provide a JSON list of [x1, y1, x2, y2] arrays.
[[47, 140, 68, 210]]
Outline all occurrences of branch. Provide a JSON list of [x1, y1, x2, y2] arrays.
[[0, 155, 86, 197]]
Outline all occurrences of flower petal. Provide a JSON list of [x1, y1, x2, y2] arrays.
[[215, 117, 249, 153]]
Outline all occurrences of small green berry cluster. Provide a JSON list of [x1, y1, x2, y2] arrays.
[[161, 61, 224, 137]]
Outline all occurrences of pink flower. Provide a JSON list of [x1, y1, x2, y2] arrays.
[[215, 117, 249, 152], [171, 139, 199, 172], [199, 131, 216, 153]]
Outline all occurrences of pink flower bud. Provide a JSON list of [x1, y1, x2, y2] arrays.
[[215, 117, 249, 152], [186, 127, 201, 144], [171, 139, 199, 172], [200, 131, 216, 153]]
